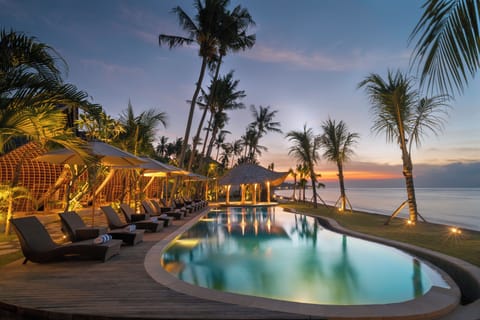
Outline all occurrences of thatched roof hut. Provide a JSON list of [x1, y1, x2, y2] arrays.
[[218, 163, 289, 204]]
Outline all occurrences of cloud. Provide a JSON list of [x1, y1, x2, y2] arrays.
[[241, 44, 411, 72], [80, 59, 144, 77]]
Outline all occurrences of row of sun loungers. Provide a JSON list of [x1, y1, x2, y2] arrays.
[[10, 198, 208, 264]]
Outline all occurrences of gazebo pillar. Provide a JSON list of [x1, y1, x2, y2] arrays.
[[266, 181, 271, 203], [226, 185, 231, 205], [253, 183, 257, 204], [241, 184, 245, 204]]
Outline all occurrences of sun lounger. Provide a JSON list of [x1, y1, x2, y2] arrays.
[[59, 211, 144, 246], [101, 205, 161, 233], [141, 200, 174, 226], [118, 204, 163, 233], [10, 216, 122, 264], [150, 199, 184, 219]]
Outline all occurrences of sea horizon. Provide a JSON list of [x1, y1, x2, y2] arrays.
[[275, 187, 480, 232]]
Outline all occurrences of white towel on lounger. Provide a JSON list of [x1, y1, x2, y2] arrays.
[[94, 234, 112, 244]]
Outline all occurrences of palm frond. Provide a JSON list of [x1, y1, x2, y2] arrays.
[[409, 0, 480, 95]]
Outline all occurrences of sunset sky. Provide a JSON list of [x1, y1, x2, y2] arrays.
[[2, 0, 479, 187]]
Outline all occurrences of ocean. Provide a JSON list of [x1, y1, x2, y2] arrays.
[[274, 187, 480, 232]]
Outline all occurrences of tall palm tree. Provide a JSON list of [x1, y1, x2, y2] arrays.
[[286, 125, 321, 208], [358, 70, 449, 223], [188, 4, 255, 170], [245, 105, 282, 162], [248, 105, 283, 138], [202, 71, 246, 161], [318, 118, 359, 212], [159, 0, 229, 168], [409, 0, 480, 96]]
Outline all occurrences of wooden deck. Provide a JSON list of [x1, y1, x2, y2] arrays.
[[0, 208, 320, 320]]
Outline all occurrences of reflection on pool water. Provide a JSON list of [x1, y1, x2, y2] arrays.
[[161, 206, 450, 305]]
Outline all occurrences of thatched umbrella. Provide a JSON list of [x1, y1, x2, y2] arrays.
[[218, 164, 288, 204]]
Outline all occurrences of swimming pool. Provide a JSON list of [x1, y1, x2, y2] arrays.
[[159, 206, 452, 306]]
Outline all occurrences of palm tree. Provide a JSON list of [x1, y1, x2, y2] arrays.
[[159, 0, 230, 168], [230, 138, 243, 166], [0, 29, 92, 155], [286, 125, 321, 208], [245, 105, 282, 162], [76, 110, 125, 143], [409, 0, 480, 96], [116, 101, 167, 156], [248, 105, 283, 138], [358, 70, 449, 223], [188, 4, 255, 170], [202, 71, 246, 160], [318, 118, 359, 212], [287, 167, 297, 201], [240, 127, 267, 161], [0, 29, 99, 234], [214, 129, 230, 161]]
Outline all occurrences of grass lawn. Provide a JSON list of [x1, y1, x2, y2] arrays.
[[280, 202, 480, 267]]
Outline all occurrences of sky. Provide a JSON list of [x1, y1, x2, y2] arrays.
[[2, 0, 479, 187]]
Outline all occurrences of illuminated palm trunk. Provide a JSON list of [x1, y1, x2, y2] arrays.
[[402, 151, 418, 222], [337, 160, 346, 212]]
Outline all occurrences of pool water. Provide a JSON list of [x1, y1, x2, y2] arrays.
[[161, 206, 450, 305]]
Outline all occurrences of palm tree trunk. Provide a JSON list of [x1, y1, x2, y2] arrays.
[[201, 113, 214, 156], [402, 152, 418, 222], [206, 125, 219, 159], [337, 161, 346, 211], [177, 56, 208, 169], [188, 55, 223, 171], [310, 167, 318, 208], [292, 175, 297, 201]]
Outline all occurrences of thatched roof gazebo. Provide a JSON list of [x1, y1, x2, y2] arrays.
[[218, 163, 289, 204]]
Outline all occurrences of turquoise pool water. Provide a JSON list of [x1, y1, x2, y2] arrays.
[[161, 206, 450, 305]]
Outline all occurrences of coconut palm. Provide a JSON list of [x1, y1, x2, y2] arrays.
[[159, 0, 229, 168], [240, 127, 267, 161], [358, 70, 449, 223], [248, 105, 283, 138], [116, 101, 167, 156], [409, 0, 480, 96], [286, 125, 321, 208], [230, 138, 243, 166], [202, 71, 246, 161], [318, 118, 359, 212], [188, 5, 255, 170], [244, 105, 282, 162]]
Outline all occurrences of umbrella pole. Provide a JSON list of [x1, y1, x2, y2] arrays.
[[91, 188, 96, 227]]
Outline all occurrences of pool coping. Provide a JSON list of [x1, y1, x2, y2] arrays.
[[144, 206, 464, 319]]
